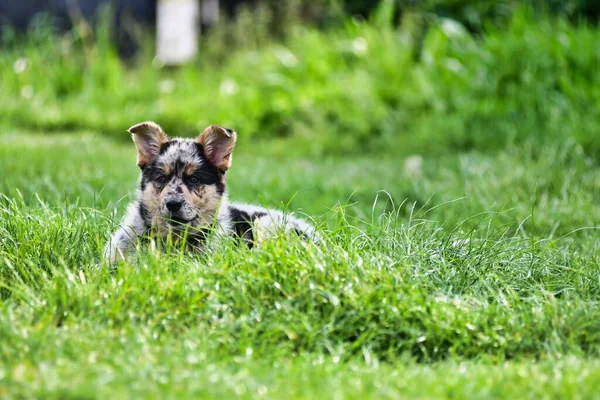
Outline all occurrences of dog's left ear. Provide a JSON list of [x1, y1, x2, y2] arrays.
[[197, 125, 237, 171], [128, 121, 170, 169]]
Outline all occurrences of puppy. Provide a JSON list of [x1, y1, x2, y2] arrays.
[[104, 122, 317, 263]]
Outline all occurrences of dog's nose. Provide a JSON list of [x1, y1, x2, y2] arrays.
[[166, 199, 183, 212]]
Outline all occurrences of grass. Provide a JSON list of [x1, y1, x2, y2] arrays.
[[1, 129, 599, 398], [1, 3, 600, 397]]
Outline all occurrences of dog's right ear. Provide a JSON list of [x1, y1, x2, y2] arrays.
[[128, 121, 169, 169]]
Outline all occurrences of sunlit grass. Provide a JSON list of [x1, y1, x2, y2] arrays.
[[1, 131, 599, 397]]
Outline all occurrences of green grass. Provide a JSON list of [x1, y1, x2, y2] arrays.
[[1, 130, 599, 398]]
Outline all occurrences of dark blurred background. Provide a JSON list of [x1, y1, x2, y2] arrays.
[[2, 1, 599, 34], [1, 0, 599, 59]]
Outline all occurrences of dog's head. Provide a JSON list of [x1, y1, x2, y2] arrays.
[[129, 121, 236, 236]]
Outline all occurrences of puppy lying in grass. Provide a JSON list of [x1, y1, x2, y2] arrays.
[[105, 122, 317, 263]]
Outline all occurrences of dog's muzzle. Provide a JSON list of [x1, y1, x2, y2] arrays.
[[164, 196, 196, 226]]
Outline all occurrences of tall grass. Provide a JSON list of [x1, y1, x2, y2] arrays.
[[2, 190, 599, 363]]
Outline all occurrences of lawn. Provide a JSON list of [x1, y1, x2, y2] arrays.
[[1, 129, 599, 398], [1, 3, 600, 398]]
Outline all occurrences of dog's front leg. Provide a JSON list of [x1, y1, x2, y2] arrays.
[[104, 202, 148, 264]]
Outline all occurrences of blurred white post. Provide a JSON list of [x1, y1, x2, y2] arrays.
[[202, 0, 219, 26], [156, 0, 199, 65]]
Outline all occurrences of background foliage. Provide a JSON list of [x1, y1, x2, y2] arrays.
[[1, 1, 599, 158]]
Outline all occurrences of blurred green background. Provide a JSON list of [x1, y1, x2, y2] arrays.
[[1, 0, 598, 158]]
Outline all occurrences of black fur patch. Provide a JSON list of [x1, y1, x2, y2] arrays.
[[159, 140, 176, 155], [228, 206, 254, 248], [184, 163, 220, 187], [141, 165, 169, 190], [139, 203, 151, 229], [142, 163, 164, 180], [177, 143, 222, 189], [215, 181, 225, 195]]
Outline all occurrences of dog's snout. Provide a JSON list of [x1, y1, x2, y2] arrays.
[[166, 198, 184, 212]]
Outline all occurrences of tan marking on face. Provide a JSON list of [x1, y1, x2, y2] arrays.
[[188, 181, 224, 226], [184, 164, 196, 176], [141, 183, 170, 236], [162, 164, 173, 176]]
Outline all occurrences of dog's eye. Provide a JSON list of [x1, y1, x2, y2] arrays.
[[156, 175, 168, 184], [189, 176, 200, 184]]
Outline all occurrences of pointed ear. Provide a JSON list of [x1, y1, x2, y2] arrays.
[[128, 121, 169, 168], [197, 125, 237, 171]]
